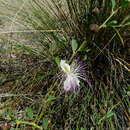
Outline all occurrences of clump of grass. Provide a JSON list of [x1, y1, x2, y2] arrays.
[[0, 0, 130, 129]]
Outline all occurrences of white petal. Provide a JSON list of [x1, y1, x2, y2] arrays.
[[63, 74, 80, 92], [60, 60, 71, 74]]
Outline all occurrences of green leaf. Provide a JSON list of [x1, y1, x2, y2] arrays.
[[98, 110, 114, 125], [10, 128, 16, 130], [124, 19, 130, 24], [111, 0, 116, 9], [72, 39, 78, 53], [26, 107, 34, 118], [78, 41, 87, 52], [106, 20, 118, 26], [128, 85, 130, 91], [42, 118, 49, 129], [106, 111, 114, 118], [54, 56, 60, 66], [47, 96, 56, 102], [121, 0, 130, 7]]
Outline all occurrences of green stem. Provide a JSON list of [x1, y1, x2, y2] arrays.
[[5, 117, 43, 130], [69, 40, 87, 62], [98, 8, 121, 30], [112, 27, 124, 46], [112, 23, 130, 27]]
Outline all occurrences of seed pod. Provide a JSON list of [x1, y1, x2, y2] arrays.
[[100, 109, 106, 114], [90, 24, 99, 32], [92, 7, 100, 14]]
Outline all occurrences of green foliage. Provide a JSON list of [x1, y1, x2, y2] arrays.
[[106, 20, 118, 26], [98, 110, 115, 125], [54, 56, 60, 66], [72, 39, 78, 53], [121, 0, 130, 7], [111, 0, 116, 10], [26, 107, 34, 119], [42, 118, 49, 130], [47, 95, 56, 102]]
